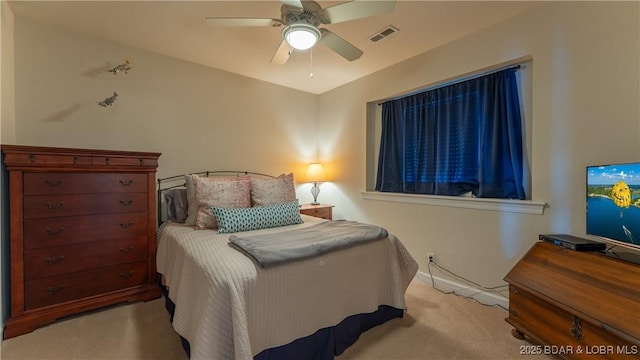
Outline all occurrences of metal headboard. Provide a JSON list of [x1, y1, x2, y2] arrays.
[[156, 170, 276, 226]]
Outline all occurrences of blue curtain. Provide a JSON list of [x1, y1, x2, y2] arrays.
[[375, 67, 526, 199]]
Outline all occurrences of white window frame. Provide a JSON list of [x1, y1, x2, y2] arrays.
[[364, 59, 546, 215]]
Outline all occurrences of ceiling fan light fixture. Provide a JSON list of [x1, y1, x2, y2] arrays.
[[283, 23, 321, 50]]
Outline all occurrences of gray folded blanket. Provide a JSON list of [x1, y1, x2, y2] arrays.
[[229, 220, 388, 268]]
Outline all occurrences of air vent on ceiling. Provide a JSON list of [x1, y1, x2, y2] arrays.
[[368, 25, 399, 43]]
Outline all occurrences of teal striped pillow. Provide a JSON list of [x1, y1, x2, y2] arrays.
[[213, 200, 303, 234]]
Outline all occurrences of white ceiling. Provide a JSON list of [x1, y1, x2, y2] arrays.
[[7, 0, 542, 94]]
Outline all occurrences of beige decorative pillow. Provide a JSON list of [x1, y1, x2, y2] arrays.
[[193, 175, 251, 230], [250, 173, 296, 206]]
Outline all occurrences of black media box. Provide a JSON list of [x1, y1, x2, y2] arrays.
[[539, 234, 606, 252]]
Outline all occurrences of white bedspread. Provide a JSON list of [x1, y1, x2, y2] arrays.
[[157, 215, 418, 360]]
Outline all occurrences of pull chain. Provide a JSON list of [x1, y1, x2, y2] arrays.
[[309, 48, 314, 78]]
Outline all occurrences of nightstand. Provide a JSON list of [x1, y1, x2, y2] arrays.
[[299, 204, 334, 220]]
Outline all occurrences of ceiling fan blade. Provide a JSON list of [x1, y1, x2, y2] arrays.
[[270, 40, 291, 65], [281, 0, 303, 9], [322, 0, 396, 24], [318, 29, 363, 61], [205, 17, 282, 27]]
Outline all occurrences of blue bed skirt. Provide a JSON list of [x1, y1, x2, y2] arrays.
[[161, 284, 404, 360]]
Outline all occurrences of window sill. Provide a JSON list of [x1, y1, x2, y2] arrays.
[[361, 191, 546, 215]]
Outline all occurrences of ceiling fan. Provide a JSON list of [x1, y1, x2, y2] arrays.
[[205, 0, 396, 65]]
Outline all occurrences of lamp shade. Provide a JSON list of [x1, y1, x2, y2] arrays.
[[283, 24, 321, 50], [305, 163, 327, 182]]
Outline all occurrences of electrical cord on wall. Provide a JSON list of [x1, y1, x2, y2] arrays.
[[427, 258, 509, 311]]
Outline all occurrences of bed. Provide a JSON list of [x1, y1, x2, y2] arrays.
[[156, 171, 418, 360]]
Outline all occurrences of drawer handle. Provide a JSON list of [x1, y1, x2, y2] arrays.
[[45, 256, 65, 265], [120, 271, 135, 279], [119, 179, 133, 186], [119, 246, 134, 254], [45, 227, 65, 236], [44, 179, 64, 187], [29, 154, 36, 162], [46, 286, 64, 295], [45, 201, 64, 209], [119, 200, 134, 206], [120, 221, 134, 228]]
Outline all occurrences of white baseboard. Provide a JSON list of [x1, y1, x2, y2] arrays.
[[415, 270, 509, 310]]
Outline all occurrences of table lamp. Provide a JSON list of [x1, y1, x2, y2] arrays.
[[305, 163, 327, 205]]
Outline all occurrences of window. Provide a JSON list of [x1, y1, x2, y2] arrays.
[[375, 66, 527, 200]]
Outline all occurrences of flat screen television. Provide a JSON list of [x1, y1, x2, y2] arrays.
[[587, 162, 640, 251]]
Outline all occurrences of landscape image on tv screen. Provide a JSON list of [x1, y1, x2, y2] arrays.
[[587, 162, 640, 248]]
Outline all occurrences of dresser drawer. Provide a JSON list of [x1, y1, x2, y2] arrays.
[[92, 156, 158, 168], [24, 173, 148, 195], [299, 206, 332, 220], [24, 193, 148, 219], [24, 212, 148, 249], [25, 261, 149, 310], [2, 151, 157, 168], [3, 152, 93, 167], [24, 235, 149, 280]]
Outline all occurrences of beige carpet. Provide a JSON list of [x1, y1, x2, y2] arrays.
[[1, 279, 550, 360]]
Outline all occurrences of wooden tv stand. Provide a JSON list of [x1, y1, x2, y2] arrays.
[[504, 241, 640, 359]]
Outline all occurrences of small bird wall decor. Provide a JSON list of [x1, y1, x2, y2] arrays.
[[108, 60, 132, 75], [97, 92, 118, 107]]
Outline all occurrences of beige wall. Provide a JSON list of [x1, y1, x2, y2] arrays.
[[0, 0, 15, 338], [1, 1, 15, 144], [9, 16, 320, 184], [1, 1, 639, 316], [318, 1, 639, 289]]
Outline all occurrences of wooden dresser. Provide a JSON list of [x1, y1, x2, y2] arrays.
[[1, 145, 161, 339], [505, 241, 640, 359]]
